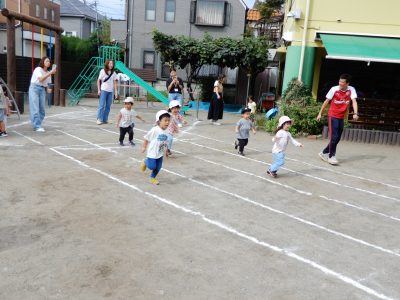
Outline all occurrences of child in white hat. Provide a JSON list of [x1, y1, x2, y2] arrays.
[[140, 110, 170, 185], [116, 97, 145, 146], [267, 116, 303, 178], [166, 100, 187, 155]]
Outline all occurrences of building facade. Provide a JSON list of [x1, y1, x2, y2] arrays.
[[60, 0, 99, 39], [1, 0, 60, 58], [126, 0, 247, 79]]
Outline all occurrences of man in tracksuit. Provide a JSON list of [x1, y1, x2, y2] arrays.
[[317, 74, 359, 165]]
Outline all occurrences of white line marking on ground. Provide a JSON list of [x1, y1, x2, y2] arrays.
[[56, 130, 117, 154], [103, 127, 400, 223], [48, 147, 396, 300], [179, 139, 400, 203], [12, 131, 43, 145], [71, 129, 400, 257], [127, 156, 400, 258], [181, 131, 400, 190]]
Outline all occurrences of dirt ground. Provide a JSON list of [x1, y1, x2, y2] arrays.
[[1, 98, 400, 300]]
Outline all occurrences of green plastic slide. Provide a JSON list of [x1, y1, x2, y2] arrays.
[[115, 61, 188, 112]]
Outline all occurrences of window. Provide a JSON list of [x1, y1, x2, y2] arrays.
[[145, 0, 156, 21], [51, 9, 55, 22], [0, 0, 6, 9], [64, 31, 77, 37], [161, 64, 171, 78], [44, 7, 47, 19], [35, 4, 40, 17], [165, 0, 175, 22], [191, 0, 228, 27], [143, 51, 155, 69]]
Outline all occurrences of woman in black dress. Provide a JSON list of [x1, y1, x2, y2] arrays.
[[207, 74, 226, 125]]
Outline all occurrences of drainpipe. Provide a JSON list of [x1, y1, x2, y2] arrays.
[[297, 0, 311, 81]]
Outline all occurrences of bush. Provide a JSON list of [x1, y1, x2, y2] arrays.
[[264, 79, 327, 136]]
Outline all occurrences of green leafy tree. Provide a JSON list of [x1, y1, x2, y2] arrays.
[[256, 0, 284, 21]]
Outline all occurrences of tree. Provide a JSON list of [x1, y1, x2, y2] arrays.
[[256, 0, 284, 22], [152, 30, 270, 98]]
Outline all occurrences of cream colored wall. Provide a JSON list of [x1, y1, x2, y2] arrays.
[[283, 0, 400, 47]]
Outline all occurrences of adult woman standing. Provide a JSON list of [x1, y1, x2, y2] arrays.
[[207, 74, 226, 125], [29, 57, 56, 132], [97, 59, 118, 124]]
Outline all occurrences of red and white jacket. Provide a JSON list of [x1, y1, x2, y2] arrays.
[[326, 86, 357, 119]]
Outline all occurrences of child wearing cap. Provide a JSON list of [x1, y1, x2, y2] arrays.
[[234, 108, 256, 156], [166, 100, 187, 155], [267, 116, 303, 178], [247, 95, 257, 121], [116, 97, 145, 146], [140, 110, 170, 185]]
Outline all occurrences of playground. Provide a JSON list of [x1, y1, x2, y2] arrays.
[[1, 98, 400, 300]]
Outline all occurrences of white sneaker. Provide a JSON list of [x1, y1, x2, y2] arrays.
[[318, 152, 329, 162], [35, 127, 45, 132], [96, 119, 103, 125], [328, 156, 339, 165], [213, 122, 221, 126]]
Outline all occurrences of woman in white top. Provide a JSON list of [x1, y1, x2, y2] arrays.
[[96, 59, 118, 125], [29, 57, 56, 132], [207, 74, 226, 125]]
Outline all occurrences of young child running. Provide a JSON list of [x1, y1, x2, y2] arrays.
[[140, 110, 170, 185], [267, 116, 303, 178], [115, 97, 145, 146], [167, 100, 187, 155], [234, 108, 256, 156]]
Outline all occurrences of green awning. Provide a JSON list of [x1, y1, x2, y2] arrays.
[[320, 34, 400, 64]]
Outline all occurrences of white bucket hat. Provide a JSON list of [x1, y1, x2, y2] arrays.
[[169, 100, 181, 109], [124, 97, 134, 104], [156, 110, 170, 121], [277, 115, 292, 128]]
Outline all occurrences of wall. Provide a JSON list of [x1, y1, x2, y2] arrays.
[[283, 0, 400, 48]]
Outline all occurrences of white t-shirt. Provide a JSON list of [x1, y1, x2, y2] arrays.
[[144, 126, 169, 159], [30, 67, 52, 87], [119, 108, 137, 128], [248, 101, 257, 114], [272, 130, 301, 153], [98, 69, 118, 92]]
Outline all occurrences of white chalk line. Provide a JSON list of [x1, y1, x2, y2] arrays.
[[181, 130, 400, 190], [179, 138, 400, 203], [102, 127, 400, 224], [48, 146, 395, 300], [12, 130, 43, 145], [69, 129, 400, 258]]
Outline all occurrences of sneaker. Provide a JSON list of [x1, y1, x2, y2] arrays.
[[328, 156, 339, 165], [238, 151, 245, 156], [267, 170, 278, 178], [96, 119, 103, 125], [104, 120, 112, 124], [129, 141, 135, 146], [234, 140, 238, 150], [149, 178, 160, 185], [35, 127, 45, 132], [140, 160, 147, 172], [213, 122, 221, 126], [167, 149, 172, 156], [1, 131, 7, 137], [318, 152, 329, 162], [0, 132, 3, 137], [119, 142, 124, 146]]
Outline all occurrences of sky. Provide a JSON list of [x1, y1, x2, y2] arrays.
[[93, 0, 256, 20]]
